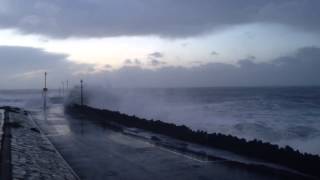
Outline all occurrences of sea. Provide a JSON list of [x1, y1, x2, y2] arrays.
[[1, 87, 320, 155]]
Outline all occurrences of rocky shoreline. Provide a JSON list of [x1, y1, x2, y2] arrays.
[[66, 104, 320, 179], [0, 107, 79, 180]]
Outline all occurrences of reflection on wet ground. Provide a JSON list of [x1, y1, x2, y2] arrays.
[[31, 104, 306, 180]]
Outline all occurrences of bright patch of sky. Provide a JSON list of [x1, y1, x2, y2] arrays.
[[0, 23, 319, 69]]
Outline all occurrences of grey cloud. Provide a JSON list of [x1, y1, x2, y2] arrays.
[[191, 61, 203, 64], [124, 59, 132, 65], [247, 55, 256, 60], [104, 64, 112, 69], [0, 46, 93, 89], [150, 59, 166, 66], [2, 45, 320, 89], [124, 58, 142, 66], [0, 0, 319, 38], [97, 46, 320, 87], [134, 59, 142, 65], [148, 52, 165, 66], [149, 52, 164, 59], [181, 43, 189, 47], [211, 51, 219, 56]]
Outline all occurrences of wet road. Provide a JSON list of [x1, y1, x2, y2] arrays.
[[32, 104, 299, 180]]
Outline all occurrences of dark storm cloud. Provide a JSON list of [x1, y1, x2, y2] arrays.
[[97, 46, 320, 87], [0, 0, 319, 38], [0, 46, 93, 88]]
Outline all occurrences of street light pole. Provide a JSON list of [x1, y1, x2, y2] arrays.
[[43, 72, 48, 110], [80, 80, 83, 106], [62, 81, 65, 97]]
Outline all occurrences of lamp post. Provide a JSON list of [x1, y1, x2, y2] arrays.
[[62, 81, 65, 97], [67, 80, 69, 90], [43, 72, 48, 110], [80, 80, 83, 106]]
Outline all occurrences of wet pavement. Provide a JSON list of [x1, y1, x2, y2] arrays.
[[31, 104, 304, 180], [9, 109, 78, 180], [0, 109, 4, 150]]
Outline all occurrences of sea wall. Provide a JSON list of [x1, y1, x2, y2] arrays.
[[67, 104, 320, 179]]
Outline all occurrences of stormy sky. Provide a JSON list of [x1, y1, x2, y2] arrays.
[[0, 0, 319, 88]]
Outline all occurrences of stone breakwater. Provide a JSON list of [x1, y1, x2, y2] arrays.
[[0, 107, 79, 180]]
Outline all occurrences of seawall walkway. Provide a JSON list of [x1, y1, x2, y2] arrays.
[[0, 107, 79, 180]]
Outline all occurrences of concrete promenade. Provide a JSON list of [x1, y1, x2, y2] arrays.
[[0, 104, 314, 180], [0, 107, 78, 180], [31, 104, 310, 180]]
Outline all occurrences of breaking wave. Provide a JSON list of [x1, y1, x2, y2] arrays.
[[85, 86, 320, 155]]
